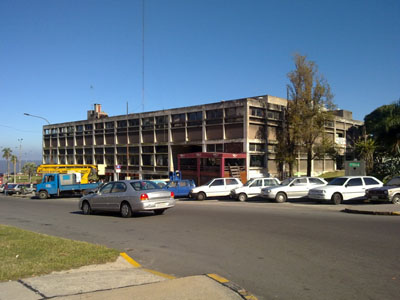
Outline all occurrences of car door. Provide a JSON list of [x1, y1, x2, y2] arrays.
[[91, 182, 114, 210], [248, 179, 263, 197], [207, 179, 225, 196], [108, 182, 127, 211], [166, 181, 179, 196], [343, 178, 364, 200], [287, 178, 309, 198], [177, 180, 191, 197]]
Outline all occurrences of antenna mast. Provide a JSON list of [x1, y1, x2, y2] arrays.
[[141, 0, 145, 112]]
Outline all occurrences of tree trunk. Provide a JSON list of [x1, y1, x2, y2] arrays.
[[307, 149, 312, 176]]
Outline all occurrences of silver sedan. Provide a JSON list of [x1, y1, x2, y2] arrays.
[[261, 177, 328, 203], [79, 180, 175, 218]]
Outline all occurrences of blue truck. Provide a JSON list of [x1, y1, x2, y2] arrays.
[[163, 170, 196, 197], [36, 173, 100, 199]]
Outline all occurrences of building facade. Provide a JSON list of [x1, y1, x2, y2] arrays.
[[42, 95, 363, 180]]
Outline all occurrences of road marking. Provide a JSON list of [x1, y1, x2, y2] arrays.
[[142, 268, 177, 279], [207, 273, 229, 283], [120, 252, 141, 268]]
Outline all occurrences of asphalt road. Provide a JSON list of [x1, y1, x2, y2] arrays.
[[0, 195, 399, 300]]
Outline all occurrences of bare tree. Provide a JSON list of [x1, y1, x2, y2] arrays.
[[287, 54, 336, 176]]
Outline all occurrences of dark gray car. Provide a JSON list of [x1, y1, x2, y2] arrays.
[[79, 180, 176, 217]]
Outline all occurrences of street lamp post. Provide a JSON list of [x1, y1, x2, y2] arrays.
[[18, 138, 23, 174], [24, 113, 52, 164]]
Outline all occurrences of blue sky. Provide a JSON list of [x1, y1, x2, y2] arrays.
[[0, 0, 399, 160]]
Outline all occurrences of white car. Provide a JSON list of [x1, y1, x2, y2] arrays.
[[261, 177, 328, 203], [189, 177, 242, 200], [230, 177, 281, 202], [308, 176, 383, 205]]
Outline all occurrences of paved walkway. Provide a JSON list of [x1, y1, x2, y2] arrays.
[[0, 255, 256, 300]]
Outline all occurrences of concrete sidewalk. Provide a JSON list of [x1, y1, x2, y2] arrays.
[[0, 255, 256, 300], [342, 202, 400, 215]]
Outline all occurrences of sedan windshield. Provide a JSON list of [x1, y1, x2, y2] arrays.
[[244, 180, 254, 186], [280, 178, 294, 186], [130, 180, 159, 191], [385, 177, 400, 186], [328, 177, 348, 186]]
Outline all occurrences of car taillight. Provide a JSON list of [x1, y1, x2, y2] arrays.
[[140, 193, 149, 201], [170, 191, 175, 198]]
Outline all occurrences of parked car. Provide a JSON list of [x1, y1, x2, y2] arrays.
[[4, 184, 21, 195], [189, 177, 243, 200], [261, 177, 328, 203], [230, 177, 281, 201], [308, 176, 383, 205], [164, 179, 196, 197], [366, 176, 400, 204], [79, 180, 175, 217]]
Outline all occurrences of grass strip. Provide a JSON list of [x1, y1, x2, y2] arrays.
[[0, 224, 119, 282]]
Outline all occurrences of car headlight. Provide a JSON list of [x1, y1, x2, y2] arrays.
[[322, 190, 326, 194], [384, 190, 388, 195], [265, 189, 271, 193]]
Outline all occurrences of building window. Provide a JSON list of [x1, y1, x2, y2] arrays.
[[206, 109, 223, 120], [266, 111, 281, 120], [249, 143, 265, 152], [250, 107, 264, 118], [117, 120, 127, 128], [105, 122, 114, 129], [250, 154, 265, 167]]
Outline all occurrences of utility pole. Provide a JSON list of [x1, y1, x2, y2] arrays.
[[18, 138, 23, 174]]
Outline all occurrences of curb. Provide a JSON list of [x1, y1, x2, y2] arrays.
[[120, 253, 258, 299], [343, 208, 400, 216], [120, 252, 176, 279], [206, 273, 258, 300]]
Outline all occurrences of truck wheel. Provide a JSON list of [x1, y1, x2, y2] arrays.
[[82, 201, 92, 215], [120, 202, 132, 218], [238, 193, 247, 202], [197, 192, 206, 201], [275, 192, 287, 203], [331, 193, 342, 205], [38, 191, 48, 199], [392, 195, 400, 204]]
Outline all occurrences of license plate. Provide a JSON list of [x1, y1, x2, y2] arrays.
[[371, 196, 379, 200]]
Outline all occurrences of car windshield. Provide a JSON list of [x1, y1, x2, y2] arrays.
[[280, 178, 294, 186], [7, 184, 17, 188], [328, 177, 348, 186], [385, 177, 400, 186], [130, 180, 159, 191], [244, 179, 255, 186]]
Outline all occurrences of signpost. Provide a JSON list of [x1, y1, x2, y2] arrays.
[[115, 165, 121, 181]]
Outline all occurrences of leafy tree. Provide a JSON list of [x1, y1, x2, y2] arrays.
[[286, 54, 336, 176], [365, 99, 400, 155], [354, 138, 376, 175], [11, 155, 17, 183], [22, 162, 37, 183], [2, 147, 12, 180], [364, 99, 400, 180]]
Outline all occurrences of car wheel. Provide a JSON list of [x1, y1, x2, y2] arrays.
[[38, 191, 48, 199], [392, 194, 400, 204], [154, 209, 166, 215], [238, 193, 247, 202], [275, 192, 287, 203], [120, 202, 132, 218], [197, 192, 206, 201], [331, 193, 342, 205], [82, 201, 92, 215]]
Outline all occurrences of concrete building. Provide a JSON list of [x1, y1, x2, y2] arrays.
[[42, 95, 363, 181]]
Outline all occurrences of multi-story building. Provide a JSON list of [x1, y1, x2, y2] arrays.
[[42, 95, 363, 181]]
